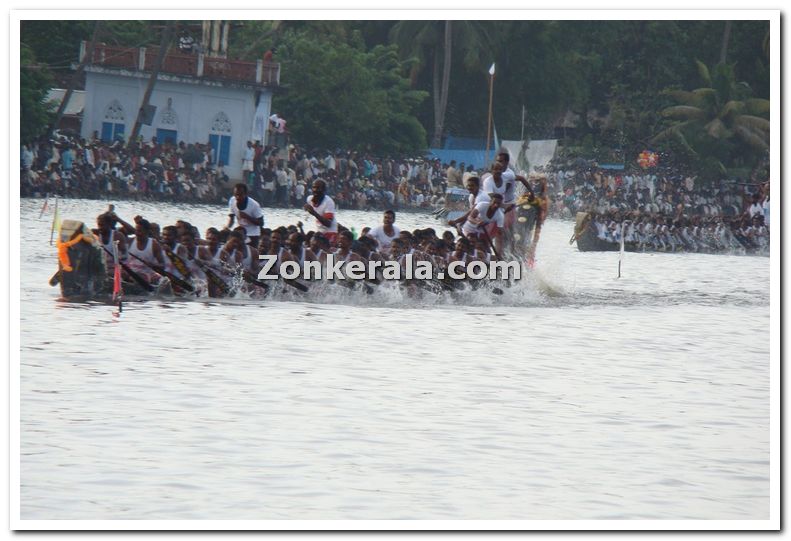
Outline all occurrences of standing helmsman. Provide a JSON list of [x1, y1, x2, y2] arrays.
[[304, 179, 338, 245], [227, 182, 264, 247]]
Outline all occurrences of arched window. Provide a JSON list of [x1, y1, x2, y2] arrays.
[[208, 112, 232, 167], [156, 98, 179, 145], [101, 100, 126, 142]]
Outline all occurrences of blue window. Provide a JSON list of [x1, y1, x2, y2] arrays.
[[156, 128, 178, 145], [101, 122, 125, 143], [209, 133, 232, 166]]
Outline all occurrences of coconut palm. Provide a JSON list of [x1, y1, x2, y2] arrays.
[[654, 60, 769, 173], [390, 20, 490, 148]]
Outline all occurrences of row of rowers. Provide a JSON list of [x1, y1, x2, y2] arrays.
[[94, 164, 544, 286], [94, 209, 505, 288]]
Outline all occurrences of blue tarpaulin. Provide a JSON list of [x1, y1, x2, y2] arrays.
[[443, 135, 487, 150], [425, 149, 491, 170]]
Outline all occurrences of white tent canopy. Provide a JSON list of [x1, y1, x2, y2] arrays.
[[499, 139, 558, 175]]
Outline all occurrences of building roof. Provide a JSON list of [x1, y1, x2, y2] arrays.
[[80, 42, 279, 90], [45, 88, 85, 116]]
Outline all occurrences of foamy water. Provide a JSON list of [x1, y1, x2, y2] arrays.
[[18, 198, 771, 521]]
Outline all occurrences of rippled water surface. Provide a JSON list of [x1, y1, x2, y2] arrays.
[[19, 198, 771, 521]]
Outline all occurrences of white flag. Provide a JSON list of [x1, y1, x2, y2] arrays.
[[489, 63, 496, 76]]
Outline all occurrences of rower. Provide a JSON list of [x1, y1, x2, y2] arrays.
[[366, 210, 400, 255], [462, 193, 505, 257], [310, 233, 331, 266], [227, 183, 264, 247], [473, 236, 492, 263], [267, 227, 288, 267], [334, 230, 360, 263], [449, 236, 472, 264], [447, 175, 490, 228], [127, 218, 166, 282], [199, 227, 225, 267], [179, 230, 206, 281], [257, 228, 272, 256], [304, 179, 338, 245], [160, 225, 188, 279], [161, 225, 186, 257], [223, 229, 259, 273], [281, 232, 317, 270], [481, 162, 509, 207], [94, 212, 128, 274]]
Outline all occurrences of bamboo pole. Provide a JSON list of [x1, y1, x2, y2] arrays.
[[485, 68, 495, 166]]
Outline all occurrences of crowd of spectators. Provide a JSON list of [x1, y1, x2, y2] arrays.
[[20, 132, 771, 250], [20, 133, 463, 212], [21, 133, 227, 203]]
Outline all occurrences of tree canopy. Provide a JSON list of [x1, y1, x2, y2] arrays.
[[19, 19, 771, 174]]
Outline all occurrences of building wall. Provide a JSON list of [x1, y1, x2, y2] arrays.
[[82, 71, 273, 181]]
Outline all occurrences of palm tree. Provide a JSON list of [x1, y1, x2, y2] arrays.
[[654, 60, 769, 173], [390, 20, 490, 148]]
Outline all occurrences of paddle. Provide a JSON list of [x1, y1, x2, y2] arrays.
[[190, 258, 232, 296], [162, 245, 193, 282], [479, 227, 502, 261], [99, 245, 155, 292], [127, 251, 195, 293]]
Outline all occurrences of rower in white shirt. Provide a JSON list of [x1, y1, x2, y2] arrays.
[[366, 210, 401, 254], [461, 193, 505, 256], [227, 183, 264, 247], [303, 179, 338, 245], [447, 175, 490, 228]]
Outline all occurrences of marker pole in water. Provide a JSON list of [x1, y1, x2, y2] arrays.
[[49, 197, 60, 245], [39, 194, 49, 219], [112, 240, 123, 313], [618, 222, 625, 278]]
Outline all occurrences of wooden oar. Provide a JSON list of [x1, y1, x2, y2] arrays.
[[162, 246, 192, 281], [127, 251, 195, 292], [99, 245, 155, 292], [191, 258, 232, 296], [479, 227, 502, 261]]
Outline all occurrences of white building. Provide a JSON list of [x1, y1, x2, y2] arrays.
[[79, 40, 280, 181]]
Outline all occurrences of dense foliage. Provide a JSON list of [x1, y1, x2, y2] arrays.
[[20, 44, 54, 143], [20, 19, 770, 175]]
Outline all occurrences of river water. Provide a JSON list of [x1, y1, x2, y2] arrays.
[[17, 197, 774, 523]]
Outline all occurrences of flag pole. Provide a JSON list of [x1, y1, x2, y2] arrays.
[[485, 63, 495, 166]]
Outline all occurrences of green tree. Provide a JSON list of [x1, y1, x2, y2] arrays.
[[654, 60, 769, 176], [390, 20, 490, 147], [20, 44, 54, 143], [273, 30, 427, 154]]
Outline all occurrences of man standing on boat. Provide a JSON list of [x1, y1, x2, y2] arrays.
[[447, 175, 490, 229], [304, 179, 338, 245], [227, 183, 264, 248], [462, 193, 506, 257], [446, 160, 462, 187]]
